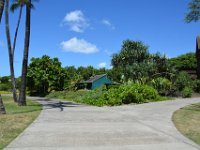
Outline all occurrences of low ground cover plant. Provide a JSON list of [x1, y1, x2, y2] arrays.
[[48, 83, 163, 106]]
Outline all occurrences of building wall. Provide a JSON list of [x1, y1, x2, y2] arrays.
[[92, 76, 112, 90]]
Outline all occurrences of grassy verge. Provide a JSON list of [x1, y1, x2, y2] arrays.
[[0, 96, 42, 149], [172, 103, 200, 145]]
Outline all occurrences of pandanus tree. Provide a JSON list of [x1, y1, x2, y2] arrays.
[[0, 0, 4, 23], [18, 0, 31, 106], [0, 0, 6, 114]]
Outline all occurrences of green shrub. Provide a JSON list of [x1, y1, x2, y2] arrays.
[[47, 83, 163, 106], [119, 84, 160, 104], [181, 87, 193, 98], [104, 88, 122, 105], [150, 77, 172, 96], [0, 83, 12, 91], [192, 80, 200, 93], [175, 72, 192, 91]]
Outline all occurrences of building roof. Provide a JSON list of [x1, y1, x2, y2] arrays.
[[81, 74, 107, 83]]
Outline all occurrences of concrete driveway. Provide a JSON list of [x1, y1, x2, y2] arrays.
[[4, 97, 200, 150]]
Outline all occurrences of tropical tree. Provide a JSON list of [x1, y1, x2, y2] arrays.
[[18, 0, 31, 105], [0, 0, 5, 114], [0, 0, 4, 23], [5, 0, 18, 102], [111, 40, 153, 81], [11, 0, 33, 55], [185, 0, 200, 23], [27, 55, 66, 96]]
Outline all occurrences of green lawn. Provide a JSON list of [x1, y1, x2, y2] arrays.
[[172, 103, 200, 145], [0, 96, 42, 150]]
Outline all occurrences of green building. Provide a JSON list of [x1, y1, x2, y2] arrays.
[[78, 74, 113, 90]]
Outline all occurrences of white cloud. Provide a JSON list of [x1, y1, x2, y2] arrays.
[[62, 10, 89, 33], [98, 62, 107, 68], [102, 19, 115, 30], [60, 37, 99, 54]]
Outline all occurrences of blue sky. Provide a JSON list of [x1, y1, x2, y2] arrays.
[[0, 0, 200, 76]]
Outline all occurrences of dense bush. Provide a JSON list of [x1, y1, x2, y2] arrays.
[[181, 87, 193, 98], [169, 52, 197, 71], [175, 72, 192, 91], [150, 77, 172, 96], [0, 83, 12, 91], [119, 84, 160, 104], [192, 80, 200, 93], [47, 83, 162, 107]]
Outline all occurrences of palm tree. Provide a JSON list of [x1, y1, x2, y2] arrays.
[[11, 0, 33, 55], [0, 0, 5, 114], [0, 0, 4, 23], [185, 0, 200, 79], [18, 0, 31, 106], [5, 0, 18, 102]]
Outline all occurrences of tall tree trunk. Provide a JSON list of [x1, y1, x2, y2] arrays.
[[0, 0, 4, 23], [197, 36, 200, 79], [5, 0, 18, 102], [18, 0, 31, 106], [0, 94, 6, 114], [0, 0, 5, 114], [12, 6, 22, 55]]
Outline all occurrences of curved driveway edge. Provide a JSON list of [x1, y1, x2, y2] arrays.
[[4, 97, 200, 150]]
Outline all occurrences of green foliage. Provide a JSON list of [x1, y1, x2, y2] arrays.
[[107, 68, 122, 83], [175, 72, 193, 91], [76, 84, 160, 106], [64, 66, 109, 90], [48, 83, 162, 107], [152, 53, 172, 74], [150, 77, 172, 96], [181, 87, 193, 98], [169, 53, 197, 71], [192, 80, 200, 93], [0, 76, 10, 83], [0, 77, 11, 91], [47, 90, 88, 100], [27, 55, 66, 96], [111, 40, 171, 82], [185, 0, 200, 23], [112, 40, 151, 81], [0, 83, 12, 91]]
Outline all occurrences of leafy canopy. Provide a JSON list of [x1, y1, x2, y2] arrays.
[[185, 0, 200, 23], [169, 52, 197, 70], [27, 55, 66, 96]]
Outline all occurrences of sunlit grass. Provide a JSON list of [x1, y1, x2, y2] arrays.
[[0, 96, 42, 149]]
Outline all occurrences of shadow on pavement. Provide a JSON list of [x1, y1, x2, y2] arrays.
[[37, 99, 82, 111]]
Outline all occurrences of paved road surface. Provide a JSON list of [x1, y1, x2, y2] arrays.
[[4, 97, 200, 150]]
